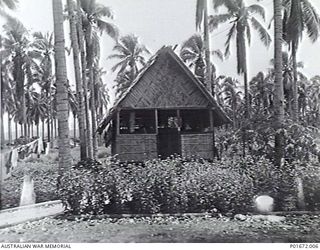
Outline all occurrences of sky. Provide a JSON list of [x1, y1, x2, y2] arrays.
[[1, 0, 320, 106]]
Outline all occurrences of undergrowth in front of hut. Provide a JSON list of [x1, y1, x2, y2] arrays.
[[3, 146, 319, 214], [58, 156, 320, 215]]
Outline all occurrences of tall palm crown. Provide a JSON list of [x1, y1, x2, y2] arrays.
[[2, 16, 35, 103], [283, 0, 320, 46], [282, 0, 320, 121], [80, 0, 118, 61], [209, 0, 271, 119], [180, 34, 223, 84], [32, 32, 54, 94], [109, 34, 150, 75], [80, 0, 118, 37], [209, 0, 271, 74], [195, 0, 213, 93]]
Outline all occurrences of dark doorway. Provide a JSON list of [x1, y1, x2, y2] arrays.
[[157, 110, 181, 158]]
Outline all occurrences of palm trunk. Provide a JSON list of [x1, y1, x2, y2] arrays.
[[86, 42, 98, 159], [8, 115, 12, 144], [42, 119, 45, 139], [0, 110, 4, 145], [52, 0, 72, 184], [15, 121, 18, 140], [67, 0, 87, 159], [244, 72, 250, 118], [0, 36, 3, 146], [273, 0, 285, 167], [292, 41, 298, 122], [203, 0, 212, 95], [47, 118, 51, 142], [31, 122, 34, 138], [22, 94, 27, 138], [37, 123, 39, 138], [51, 115, 54, 141], [77, 0, 93, 159], [20, 124, 23, 138], [54, 118, 57, 138], [27, 122, 30, 138], [73, 113, 76, 147]]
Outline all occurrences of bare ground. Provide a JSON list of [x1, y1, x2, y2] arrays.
[[0, 214, 319, 243]]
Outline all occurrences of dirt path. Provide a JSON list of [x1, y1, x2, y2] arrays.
[[0, 215, 319, 243], [0, 201, 64, 228]]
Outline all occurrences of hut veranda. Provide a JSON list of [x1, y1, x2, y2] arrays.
[[98, 47, 231, 161]]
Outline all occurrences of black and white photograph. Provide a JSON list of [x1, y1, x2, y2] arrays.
[[0, 0, 320, 246]]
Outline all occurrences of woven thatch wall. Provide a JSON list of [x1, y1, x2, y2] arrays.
[[115, 134, 157, 161], [121, 55, 210, 109], [181, 134, 213, 159]]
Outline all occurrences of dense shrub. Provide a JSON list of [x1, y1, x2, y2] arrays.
[[60, 156, 306, 215], [295, 160, 320, 211], [1, 157, 59, 208]]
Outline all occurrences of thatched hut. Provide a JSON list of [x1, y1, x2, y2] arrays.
[[97, 46, 231, 161]]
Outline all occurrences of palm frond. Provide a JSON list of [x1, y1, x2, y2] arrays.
[[301, 0, 320, 42], [95, 4, 113, 19], [212, 50, 224, 61], [247, 4, 266, 20], [209, 13, 234, 31], [250, 16, 271, 47], [107, 54, 127, 60], [212, 0, 239, 13], [96, 19, 118, 39], [196, 0, 205, 31], [245, 19, 251, 45], [224, 23, 237, 57]]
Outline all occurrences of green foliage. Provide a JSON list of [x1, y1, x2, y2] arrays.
[[59, 156, 311, 215]]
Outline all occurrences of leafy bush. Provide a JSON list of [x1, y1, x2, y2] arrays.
[[216, 116, 320, 164], [60, 156, 306, 215], [1, 160, 59, 209], [295, 160, 320, 211], [231, 156, 299, 211]]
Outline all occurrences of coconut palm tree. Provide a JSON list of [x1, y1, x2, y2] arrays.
[[67, 0, 87, 159], [109, 34, 150, 75], [52, 0, 72, 179], [196, 0, 212, 93], [109, 34, 150, 97], [75, 0, 92, 159], [92, 67, 109, 123], [249, 71, 274, 115], [209, 0, 271, 118], [2, 16, 36, 137], [31, 32, 55, 143], [219, 77, 242, 128], [270, 51, 306, 114], [113, 67, 136, 99], [1, 72, 16, 143], [28, 91, 47, 138], [305, 76, 320, 126], [273, 0, 285, 167], [180, 34, 223, 84], [80, 0, 118, 159], [283, 0, 320, 121]]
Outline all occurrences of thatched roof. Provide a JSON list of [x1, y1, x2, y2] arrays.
[[97, 46, 231, 133]]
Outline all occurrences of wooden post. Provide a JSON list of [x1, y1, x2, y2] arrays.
[[209, 110, 214, 131], [155, 109, 158, 134], [129, 111, 135, 133], [116, 110, 120, 136], [209, 110, 216, 159], [176, 109, 181, 132]]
